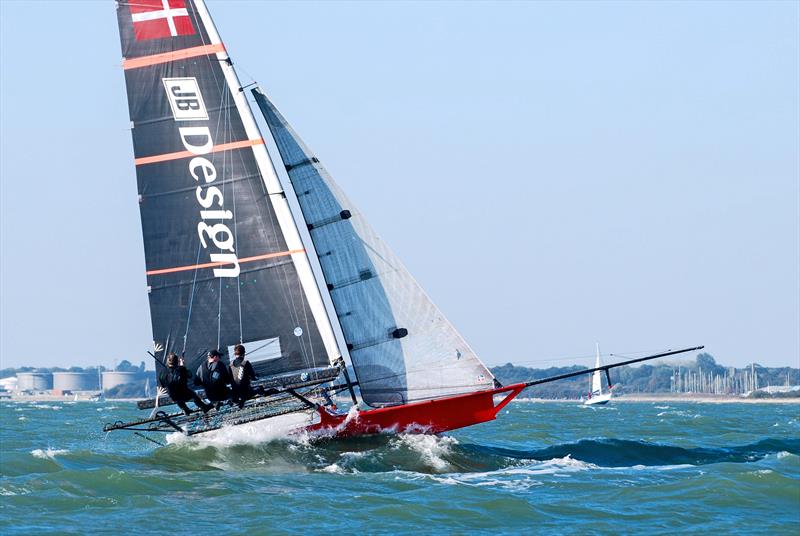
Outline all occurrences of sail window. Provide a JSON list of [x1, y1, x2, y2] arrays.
[[226, 338, 281, 364]]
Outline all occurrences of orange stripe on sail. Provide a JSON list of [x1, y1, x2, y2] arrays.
[[135, 139, 264, 166], [123, 43, 226, 70], [146, 249, 306, 276]]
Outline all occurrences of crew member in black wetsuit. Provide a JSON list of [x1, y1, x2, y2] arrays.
[[195, 349, 232, 410], [159, 353, 211, 416], [229, 344, 263, 408]]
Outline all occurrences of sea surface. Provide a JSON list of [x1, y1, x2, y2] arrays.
[[1, 399, 798, 535]]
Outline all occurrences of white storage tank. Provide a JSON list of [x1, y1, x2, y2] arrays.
[[101, 371, 143, 392], [17, 372, 53, 392], [53, 372, 100, 392]]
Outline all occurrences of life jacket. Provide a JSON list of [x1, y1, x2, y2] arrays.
[[230, 358, 250, 386], [197, 361, 231, 401], [167, 367, 184, 388], [161, 365, 192, 402]]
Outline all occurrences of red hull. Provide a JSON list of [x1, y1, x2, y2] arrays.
[[306, 383, 526, 438]]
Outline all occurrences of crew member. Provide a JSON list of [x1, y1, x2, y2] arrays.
[[195, 349, 232, 409], [229, 344, 263, 408], [159, 353, 211, 416]]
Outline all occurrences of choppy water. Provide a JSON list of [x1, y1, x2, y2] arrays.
[[1, 400, 798, 534]]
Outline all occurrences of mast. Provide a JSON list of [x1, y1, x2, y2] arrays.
[[191, 0, 340, 366]]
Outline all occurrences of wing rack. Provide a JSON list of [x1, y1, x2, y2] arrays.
[[104, 366, 343, 436]]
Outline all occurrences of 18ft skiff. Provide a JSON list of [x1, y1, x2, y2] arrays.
[[105, 0, 701, 441]]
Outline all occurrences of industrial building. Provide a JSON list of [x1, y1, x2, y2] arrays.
[[16, 372, 53, 392], [52, 371, 101, 394], [101, 371, 147, 392]]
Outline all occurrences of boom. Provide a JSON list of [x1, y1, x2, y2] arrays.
[[522, 346, 704, 388]]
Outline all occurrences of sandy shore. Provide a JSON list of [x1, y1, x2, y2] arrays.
[[615, 394, 800, 404], [515, 394, 800, 404]]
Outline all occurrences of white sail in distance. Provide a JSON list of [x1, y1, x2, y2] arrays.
[[591, 344, 604, 395]]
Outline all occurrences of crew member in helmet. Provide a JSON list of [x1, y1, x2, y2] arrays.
[[159, 352, 211, 416], [195, 349, 232, 409], [229, 344, 263, 408]]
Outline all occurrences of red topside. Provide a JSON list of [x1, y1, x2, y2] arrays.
[[306, 383, 527, 438]]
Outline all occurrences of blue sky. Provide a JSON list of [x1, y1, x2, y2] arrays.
[[1, 1, 798, 369]]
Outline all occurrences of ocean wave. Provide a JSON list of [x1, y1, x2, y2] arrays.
[[30, 404, 61, 410], [319, 463, 348, 474], [0, 485, 30, 496], [656, 410, 701, 418], [30, 448, 69, 460], [390, 434, 459, 472], [124, 412, 800, 477], [425, 455, 596, 490], [470, 437, 800, 468]]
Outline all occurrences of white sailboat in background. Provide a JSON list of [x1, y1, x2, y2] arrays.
[[584, 344, 613, 406]]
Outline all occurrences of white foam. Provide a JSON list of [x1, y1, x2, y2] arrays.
[[517, 455, 598, 474], [391, 433, 458, 471], [319, 463, 346, 474], [430, 472, 543, 491], [425, 455, 595, 490], [17, 416, 26, 421], [30, 448, 68, 459], [751, 469, 774, 476], [30, 404, 61, 410], [628, 463, 695, 471], [0, 486, 29, 496], [656, 410, 700, 418], [166, 410, 315, 447], [346, 449, 371, 457]]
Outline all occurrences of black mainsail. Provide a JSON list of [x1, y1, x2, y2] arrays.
[[115, 0, 340, 377]]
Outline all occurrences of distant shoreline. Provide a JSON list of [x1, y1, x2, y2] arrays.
[[516, 394, 800, 404], [3, 393, 798, 405], [0, 395, 139, 403]]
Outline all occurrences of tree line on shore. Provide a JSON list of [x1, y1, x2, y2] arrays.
[[0, 360, 147, 379], [490, 353, 800, 400]]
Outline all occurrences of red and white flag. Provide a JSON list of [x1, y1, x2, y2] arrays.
[[131, 0, 196, 41]]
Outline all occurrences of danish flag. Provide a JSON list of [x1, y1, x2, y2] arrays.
[[131, 0, 196, 41]]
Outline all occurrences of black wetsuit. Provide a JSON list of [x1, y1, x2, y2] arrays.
[[229, 357, 259, 407], [159, 365, 211, 415], [195, 360, 232, 406]]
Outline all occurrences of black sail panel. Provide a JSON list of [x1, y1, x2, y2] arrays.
[[115, 0, 330, 377]]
